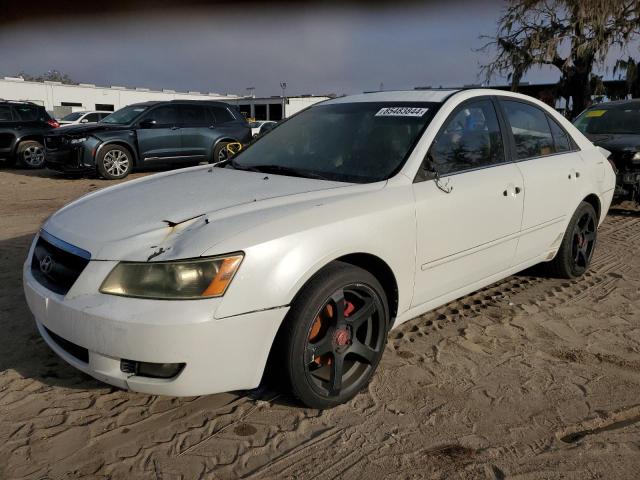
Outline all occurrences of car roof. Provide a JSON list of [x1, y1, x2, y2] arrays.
[[324, 89, 461, 105], [127, 100, 232, 108]]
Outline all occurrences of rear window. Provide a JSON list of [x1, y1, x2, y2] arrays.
[[13, 105, 45, 122], [574, 105, 640, 135]]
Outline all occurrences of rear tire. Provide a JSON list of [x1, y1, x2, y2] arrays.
[[545, 201, 598, 278], [17, 140, 45, 169], [279, 262, 389, 409], [97, 145, 133, 180]]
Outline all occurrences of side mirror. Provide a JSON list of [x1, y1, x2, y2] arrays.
[[139, 118, 157, 128], [80, 118, 89, 123]]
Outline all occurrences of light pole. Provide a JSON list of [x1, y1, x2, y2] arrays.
[[246, 87, 255, 98], [280, 82, 287, 119]]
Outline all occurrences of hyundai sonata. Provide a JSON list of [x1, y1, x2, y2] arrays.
[[24, 89, 615, 408]]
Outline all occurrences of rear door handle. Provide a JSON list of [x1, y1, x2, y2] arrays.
[[515, 186, 522, 194]]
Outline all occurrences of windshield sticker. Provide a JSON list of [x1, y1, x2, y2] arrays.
[[586, 109, 606, 118], [375, 107, 429, 117]]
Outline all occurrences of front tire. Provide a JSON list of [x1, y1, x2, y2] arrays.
[[212, 142, 231, 164], [17, 140, 45, 169], [280, 262, 389, 409], [97, 145, 133, 180], [545, 201, 598, 278]]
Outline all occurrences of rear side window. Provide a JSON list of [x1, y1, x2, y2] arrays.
[[84, 113, 100, 122], [13, 105, 43, 122], [501, 100, 554, 159], [429, 99, 505, 175], [548, 117, 572, 153], [210, 106, 235, 124], [179, 105, 213, 125], [0, 106, 12, 121]]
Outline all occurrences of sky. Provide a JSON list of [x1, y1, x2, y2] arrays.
[[0, 1, 631, 97]]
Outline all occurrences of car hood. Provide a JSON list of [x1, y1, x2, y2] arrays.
[[47, 123, 124, 136], [585, 133, 640, 153], [43, 165, 365, 261]]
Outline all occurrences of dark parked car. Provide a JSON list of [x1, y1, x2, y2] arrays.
[[0, 101, 59, 168], [574, 99, 640, 205], [44, 100, 251, 179]]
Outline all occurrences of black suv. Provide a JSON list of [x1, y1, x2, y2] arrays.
[[45, 100, 251, 179], [0, 101, 59, 168], [574, 99, 640, 205]]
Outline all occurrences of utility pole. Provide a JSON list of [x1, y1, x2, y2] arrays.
[[246, 87, 255, 98], [280, 82, 287, 119]]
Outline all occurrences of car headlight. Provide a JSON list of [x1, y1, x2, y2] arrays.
[[99, 254, 243, 299], [632, 152, 640, 163], [70, 137, 87, 145]]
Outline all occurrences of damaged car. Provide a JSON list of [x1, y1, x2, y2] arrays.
[[44, 100, 251, 179], [574, 99, 640, 205], [24, 89, 615, 408]]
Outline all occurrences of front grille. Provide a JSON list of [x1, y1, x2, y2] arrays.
[[31, 231, 90, 295], [44, 135, 68, 152], [44, 326, 89, 363]]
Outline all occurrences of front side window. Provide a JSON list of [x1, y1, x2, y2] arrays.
[[84, 113, 100, 122], [143, 105, 179, 126], [501, 100, 554, 159], [428, 99, 505, 175], [102, 105, 148, 124], [211, 106, 235, 124], [232, 102, 437, 183]]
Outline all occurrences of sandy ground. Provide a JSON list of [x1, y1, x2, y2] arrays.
[[1, 167, 640, 479]]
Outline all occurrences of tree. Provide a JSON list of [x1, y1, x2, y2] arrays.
[[480, 0, 640, 117], [17, 69, 76, 85], [614, 56, 640, 98]]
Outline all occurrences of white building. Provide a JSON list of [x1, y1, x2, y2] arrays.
[[0, 76, 330, 121], [227, 95, 331, 121]]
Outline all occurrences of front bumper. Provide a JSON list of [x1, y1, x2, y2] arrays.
[[44, 147, 94, 173], [23, 257, 288, 396]]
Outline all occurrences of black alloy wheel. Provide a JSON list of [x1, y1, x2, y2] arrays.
[[545, 201, 598, 278], [279, 262, 389, 409]]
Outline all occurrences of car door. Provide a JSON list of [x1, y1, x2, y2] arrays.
[[177, 104, 215, 162], [136, 104, 183, 162], [498, 99, 584, 265], [412, 98, 525, 306]]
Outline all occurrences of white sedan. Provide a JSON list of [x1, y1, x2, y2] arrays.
[[23, 89, 615, 408], [58, 110, 112, 126]]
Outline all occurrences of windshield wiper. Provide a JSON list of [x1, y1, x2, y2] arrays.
[[235, 164, 331, 180]]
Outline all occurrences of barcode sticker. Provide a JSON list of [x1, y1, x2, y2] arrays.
[[375, 107, 429, 117]]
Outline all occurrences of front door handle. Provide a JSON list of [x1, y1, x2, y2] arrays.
[[170, 126, 180, 130], [515, 186, 522, 194]]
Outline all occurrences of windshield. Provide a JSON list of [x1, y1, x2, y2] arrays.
[[232, 102, 438, 183], [61, 112, 85, 121], [574, 104, 640, 135], [101, 105, 149, 125]]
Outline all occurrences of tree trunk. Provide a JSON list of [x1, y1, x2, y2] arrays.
[[561, 59, 593, 119]]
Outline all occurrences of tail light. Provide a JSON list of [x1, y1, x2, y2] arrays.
[[46, 119, 60, 128]]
